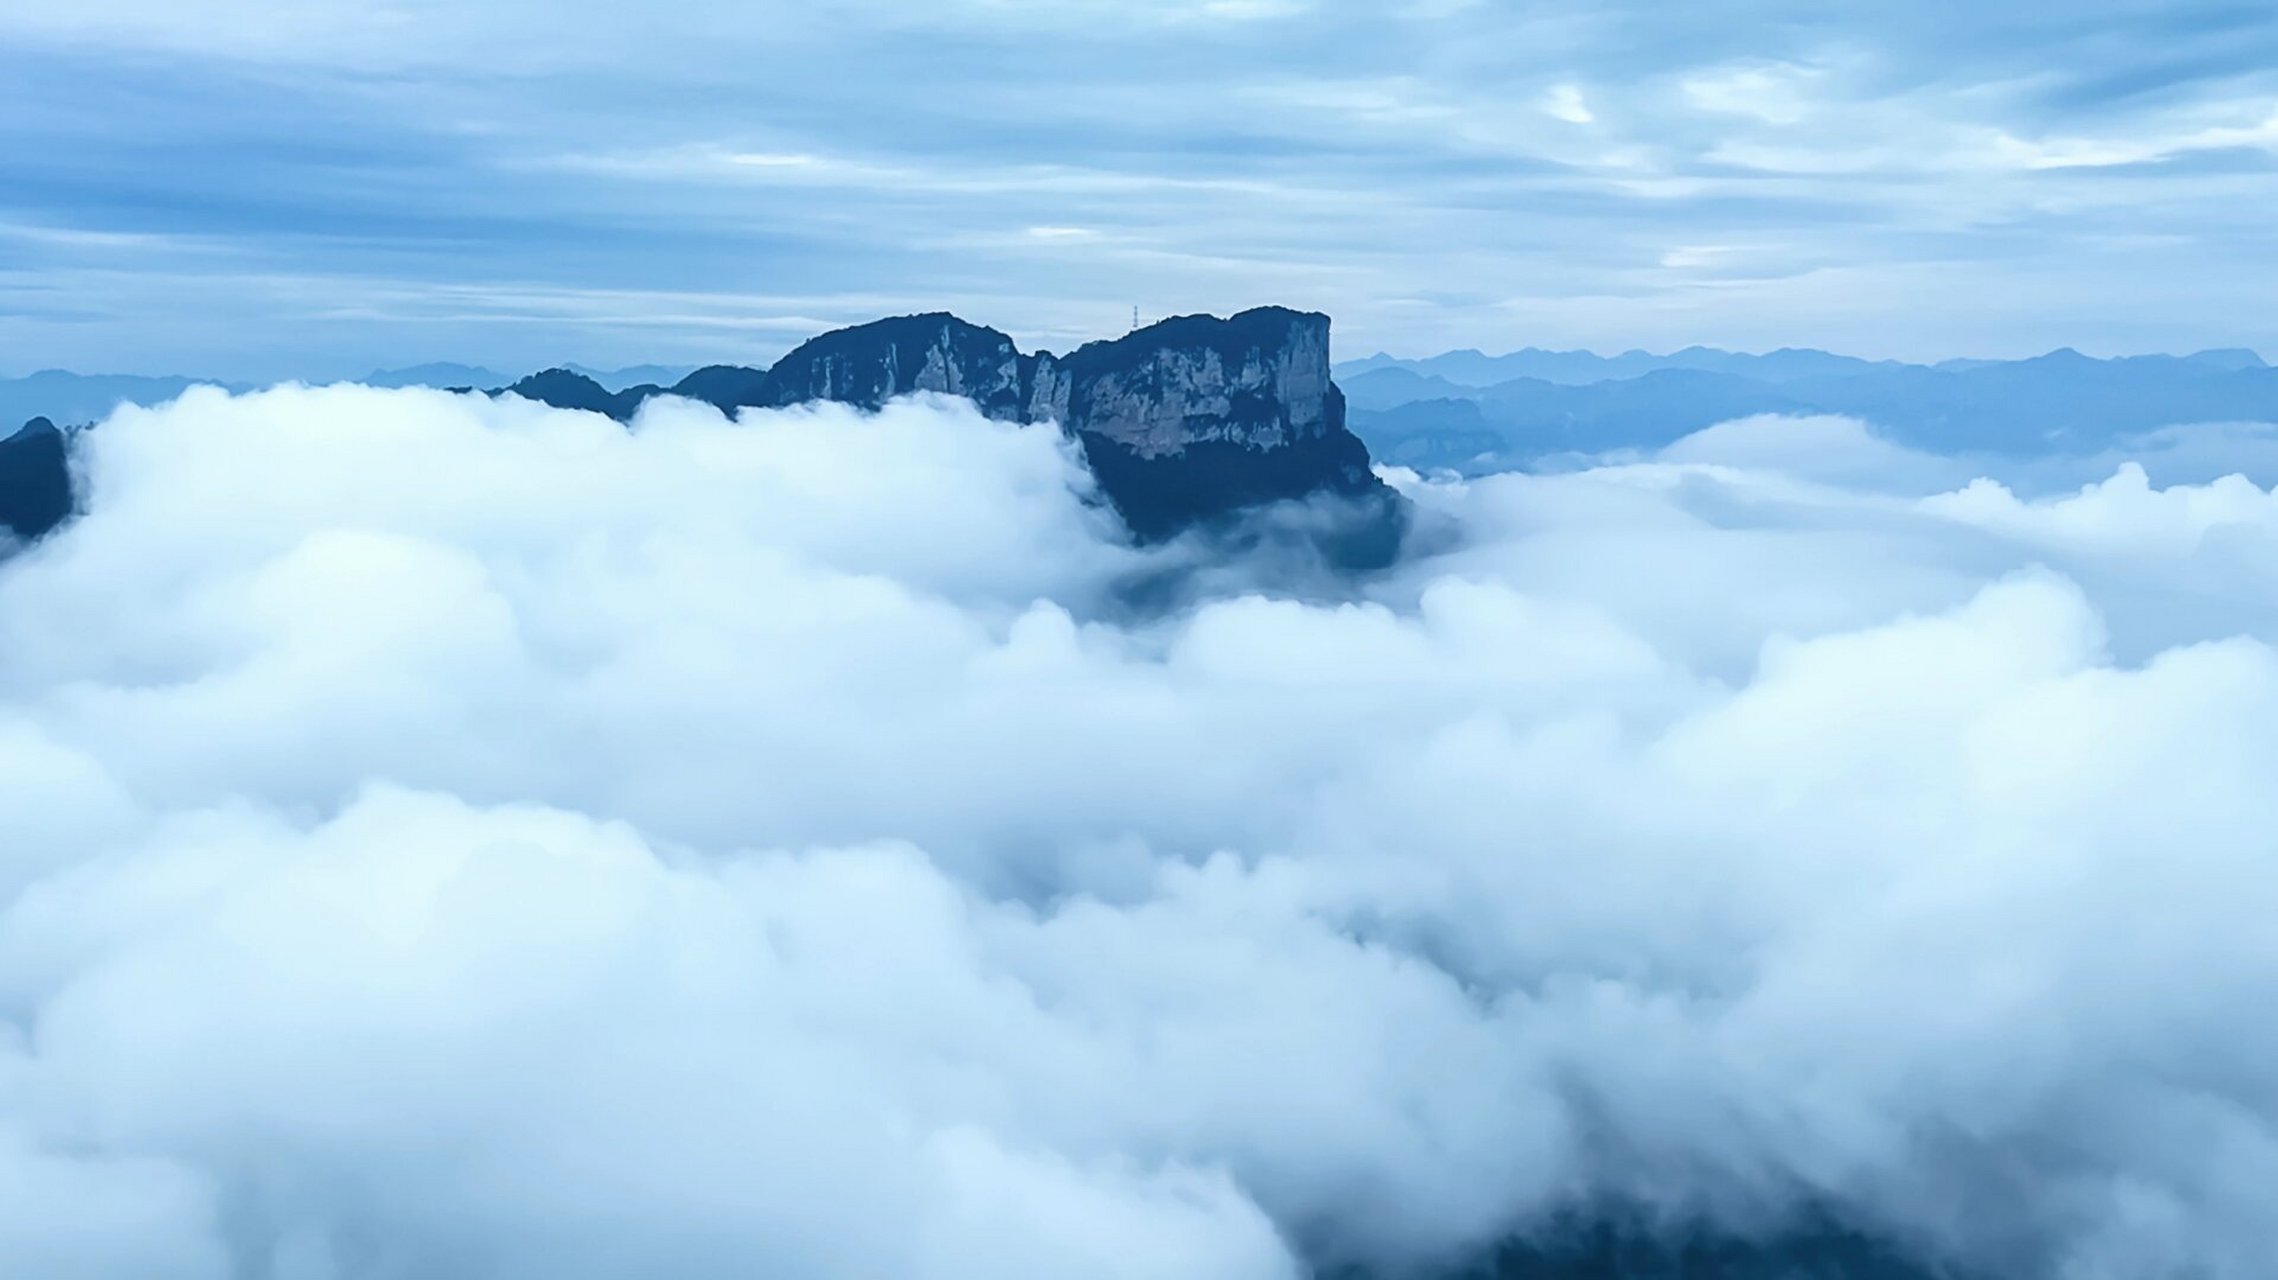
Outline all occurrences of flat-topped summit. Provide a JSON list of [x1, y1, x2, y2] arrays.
[[500, 305, 1400, 554], [1040, 308, 1390, 547], [1050, 307, 1338, 458], [2, 307, 1403, 561]]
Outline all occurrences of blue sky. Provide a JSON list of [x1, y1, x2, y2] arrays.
[[4, 0, 2277, 378]]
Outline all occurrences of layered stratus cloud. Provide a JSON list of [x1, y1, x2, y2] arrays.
[[3, 387, 2278, 1279], [7, 2, 2278, 374]]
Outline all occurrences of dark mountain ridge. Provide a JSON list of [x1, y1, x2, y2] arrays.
[[0, 418, 72, 544], [496, 369, 666, 421], [3, 308, 1403, 562], [490, 306, 1400, 556]]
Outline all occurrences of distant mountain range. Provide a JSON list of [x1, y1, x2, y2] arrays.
[[0, 363, 696, 426], [1336, 344, 2267, 388], [0, 371, 253, 430], [1335, 346, 2278, 472], [16, 336, 2278, 549], [361, 363, 695, 392]]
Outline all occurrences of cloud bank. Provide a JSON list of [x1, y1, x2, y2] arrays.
[[2, 389, 2276, 1278]]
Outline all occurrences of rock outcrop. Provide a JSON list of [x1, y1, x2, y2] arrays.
[[0, 309, 1399, 559], [1049, 307, 1337, 456], [521, 306, 1402, 558], [756, 313, 1036, 422], [0, 417, 72, 544], [1044, 308, 1389, 546]]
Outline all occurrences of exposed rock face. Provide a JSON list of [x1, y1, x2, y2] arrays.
[[0, 417, 73, 544], [1042, 308, 1392, 548], [756, 313, 1034, 422], [1049, 307, 1336, 457], [14, 310, 1396, 557], [487, 307, 1405, 560], [605, 306, 1402, 556]]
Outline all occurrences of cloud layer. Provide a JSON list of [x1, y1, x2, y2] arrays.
[[2, 389, 2277, 1277], [5, 3, 2276, 375]]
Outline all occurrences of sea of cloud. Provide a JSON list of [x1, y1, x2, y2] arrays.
[[1, 386, 2275, 1279]]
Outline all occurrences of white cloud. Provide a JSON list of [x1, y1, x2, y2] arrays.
[[1653, 413, 1967, 490], [0, 0, 1315, 66], [1982, 104, 2278, 171], [1681, 61, 1826, 125], [1545, 84, 1595, 125], [1927, 462, 2278, 556], [3, 388, 2278, 1276], [9, 3, 2278, 370]]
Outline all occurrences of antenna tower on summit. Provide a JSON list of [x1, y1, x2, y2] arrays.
[[1132, 306, 1140, 333]]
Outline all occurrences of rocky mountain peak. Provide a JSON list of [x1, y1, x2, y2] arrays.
[[1046, 306, 1338, 459], [758, 313, 1031, 420], [6, 307, 1404, 563], [628, 306, 1401, 556], [1, 417, 71, 543]]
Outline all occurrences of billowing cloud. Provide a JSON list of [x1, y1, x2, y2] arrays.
[[3, 389, 2278, 1277]]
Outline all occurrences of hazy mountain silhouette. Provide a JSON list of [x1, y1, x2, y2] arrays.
[[564, 363, 698, 391], [1337, 346, 1923, 388], [22, 337, 2278, 537], [1341, 366, 1478, 410], [1345, 345, 2278, 472], [363, 363, 511, 390], [0, 370, 247, 429], [364, 363, 692, 392]]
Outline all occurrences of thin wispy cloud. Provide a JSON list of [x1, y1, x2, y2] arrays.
[[2, 3, 2274, 372]]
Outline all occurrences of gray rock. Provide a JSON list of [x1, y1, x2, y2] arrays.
[[653, 306, 1405, 558]]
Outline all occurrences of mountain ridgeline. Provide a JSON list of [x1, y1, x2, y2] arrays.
[[25, 324, 2278, 550], [486, 307, 1402, 556], [0, 308, 1404, 561], [1337, 345, 2278, 473]]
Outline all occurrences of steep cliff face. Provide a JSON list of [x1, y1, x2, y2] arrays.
[[0, 417, 73, 544], [1049, 307, 1336, 457], [1040, 308, 1395, 549], [13, 309, 1401, 559], [494, 306, 1403, 559]]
